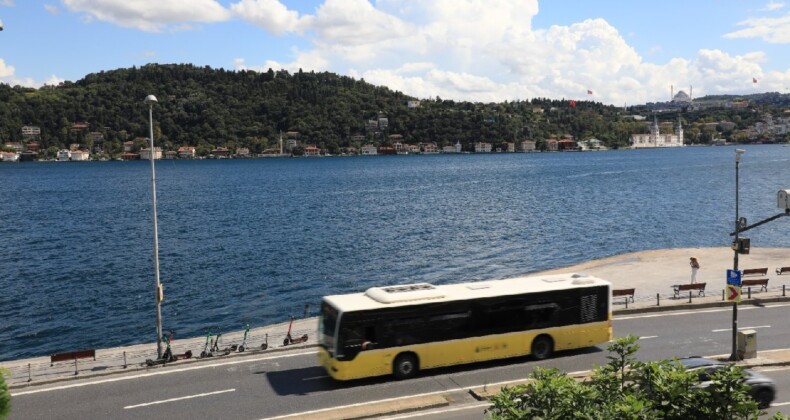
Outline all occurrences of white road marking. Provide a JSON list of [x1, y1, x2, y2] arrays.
[[615, 303, 790, 321], [124, 388, 235, 409], [11, 350, 317, 397], [378, 402, 491, 419], [711, 325, 770, 333], [771, 401, 790, 407]]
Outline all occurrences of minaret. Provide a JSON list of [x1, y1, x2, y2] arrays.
[[676, 116, 684, 146], [652, 115, 660, 145]]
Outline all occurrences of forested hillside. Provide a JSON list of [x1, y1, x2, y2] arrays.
[[0, 63, 787, 156]]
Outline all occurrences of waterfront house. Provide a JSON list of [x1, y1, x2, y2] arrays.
[[378, 146, 396, 155], [558, 139, 577, 151], [421, 143, 439, 154], [121, 152, 140, 161], [4, 142, 23, 152], [520, 140, 536, 152], [1, 152, 19, 162], [164, 150, 178, 160], [474, 142, 492, 153], [139, 147, 162, 160], [212, 147, 230, 158], [304, 145, 320, 157], [407, 144, 420, 154], [26, 142, 40, 153], [57, 149, 71, 161], [123, 141, 135, 152], [70, 150, 91, 161], [360, 144, 378, 155], [546, 139, 559, 151], [178, 146, 196, 159], [506, 143, 515, 152], [235, 147, 250, 158], [578, 138, 607, 151]]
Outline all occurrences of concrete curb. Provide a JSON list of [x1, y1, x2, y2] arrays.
[[613, 295, 790, 315]]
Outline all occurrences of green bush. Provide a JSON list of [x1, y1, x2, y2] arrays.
[[487, 335, 786, 420], [0, 367, 10, 419]]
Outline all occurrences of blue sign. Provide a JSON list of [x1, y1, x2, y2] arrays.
[[727, 269, 742, 286]]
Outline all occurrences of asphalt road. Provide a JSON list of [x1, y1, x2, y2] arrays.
[[9, 303, 790, 419]]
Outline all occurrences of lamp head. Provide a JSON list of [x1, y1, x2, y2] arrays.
[[735, 148, 745, 162], [144, 94, 158, 104]]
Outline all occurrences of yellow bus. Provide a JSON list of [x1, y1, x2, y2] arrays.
[[318, 273, 612, 380]]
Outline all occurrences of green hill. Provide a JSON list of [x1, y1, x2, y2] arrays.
[[0, 63, 788, 157]]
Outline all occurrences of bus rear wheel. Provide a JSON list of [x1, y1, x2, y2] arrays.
[[531, 335, 554, 360], [393, 353, 419, 380]]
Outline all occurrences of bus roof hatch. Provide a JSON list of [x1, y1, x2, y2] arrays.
[[364, 283, 446, 304]]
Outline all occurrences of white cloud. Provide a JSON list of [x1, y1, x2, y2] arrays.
[[761, 2, 785, 11], [62, 0, 231, 32], [0, 58, 14, 77], [0, 58, 50, 88], [44, 4, 59, 15], [1, 0, 13, 6], [723, 13, 790, 43], [230, 0, 305, 35]]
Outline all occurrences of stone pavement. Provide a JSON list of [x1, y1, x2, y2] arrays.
[[4, 247, 790, 417]]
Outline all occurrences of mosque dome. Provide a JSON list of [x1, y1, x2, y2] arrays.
[[672, 90, 691, 103]]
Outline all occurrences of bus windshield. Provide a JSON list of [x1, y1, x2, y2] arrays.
[[319, 301, 338, 355]]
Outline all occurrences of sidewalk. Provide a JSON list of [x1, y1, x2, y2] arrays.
[[4, 247, 790, 389]]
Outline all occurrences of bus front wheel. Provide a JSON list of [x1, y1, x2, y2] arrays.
[[531, 335, 554, 360], [393, 353, 419, 380]]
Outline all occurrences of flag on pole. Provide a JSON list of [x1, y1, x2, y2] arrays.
[[753, 77, 758, 84], [587, 89, 593, 95]]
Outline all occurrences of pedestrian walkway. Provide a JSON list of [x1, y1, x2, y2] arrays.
[[4, 247, 790, 389]]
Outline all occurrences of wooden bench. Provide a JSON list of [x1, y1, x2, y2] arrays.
[[673, 283, 706, 299], [50, 349, 96, 374], [612, 288, 635, 303], [742, 278, 769, 292], [743, 268, 768, 277], [776, 267, 790, 275]]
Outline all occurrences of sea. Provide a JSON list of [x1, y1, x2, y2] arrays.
[[2, 145, 790, 361]]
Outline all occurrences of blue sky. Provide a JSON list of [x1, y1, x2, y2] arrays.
[[1, 1, 789, 105]]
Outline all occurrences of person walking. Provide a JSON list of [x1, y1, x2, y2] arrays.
[[690, 257, 700, 284]]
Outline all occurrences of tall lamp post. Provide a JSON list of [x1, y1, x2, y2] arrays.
[[730, 148, 745, 361], [145, 94, 164, 359]]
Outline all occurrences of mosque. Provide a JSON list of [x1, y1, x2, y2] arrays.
[[631, 86, 688, 148], [631, 116, 685, 148]]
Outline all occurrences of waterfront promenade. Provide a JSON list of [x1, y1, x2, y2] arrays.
[[4, 246, 790, 389]]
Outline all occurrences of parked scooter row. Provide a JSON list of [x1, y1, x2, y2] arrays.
[[145, 317, 308, 366]]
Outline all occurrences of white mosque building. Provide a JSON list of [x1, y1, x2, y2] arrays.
[[631, 116, 684, 149]]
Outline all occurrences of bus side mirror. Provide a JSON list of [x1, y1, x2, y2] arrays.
[[362, 341, 376, 350]]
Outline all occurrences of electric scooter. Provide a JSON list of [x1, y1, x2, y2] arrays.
[[229, 324, 250, 352], [145, 331, 181, 366], [210, 327, 232, 356], [282, 316, 309, 346]]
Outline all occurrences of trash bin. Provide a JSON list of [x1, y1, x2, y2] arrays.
[[737, 329, 757, 359]]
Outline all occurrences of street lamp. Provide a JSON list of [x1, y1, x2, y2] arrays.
[[145, 94, 164, 359], [730, 148, 745, 361]]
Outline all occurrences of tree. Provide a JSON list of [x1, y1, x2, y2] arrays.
[[0, 367, 10, 419], [487, 335, 786, 420]]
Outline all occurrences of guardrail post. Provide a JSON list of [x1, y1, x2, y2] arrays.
[[28, 363, 32, 382], [722, 289, 725, 301], [304, 303, 309, 319], [74, 357, 79, 376], [656, 293, 660, 306], [784, 284, 786, 297], [747, 286, 751, 299], [123, 351, 127, 369], [625, 298, 628, 309], [688, 290, 692, 303]]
